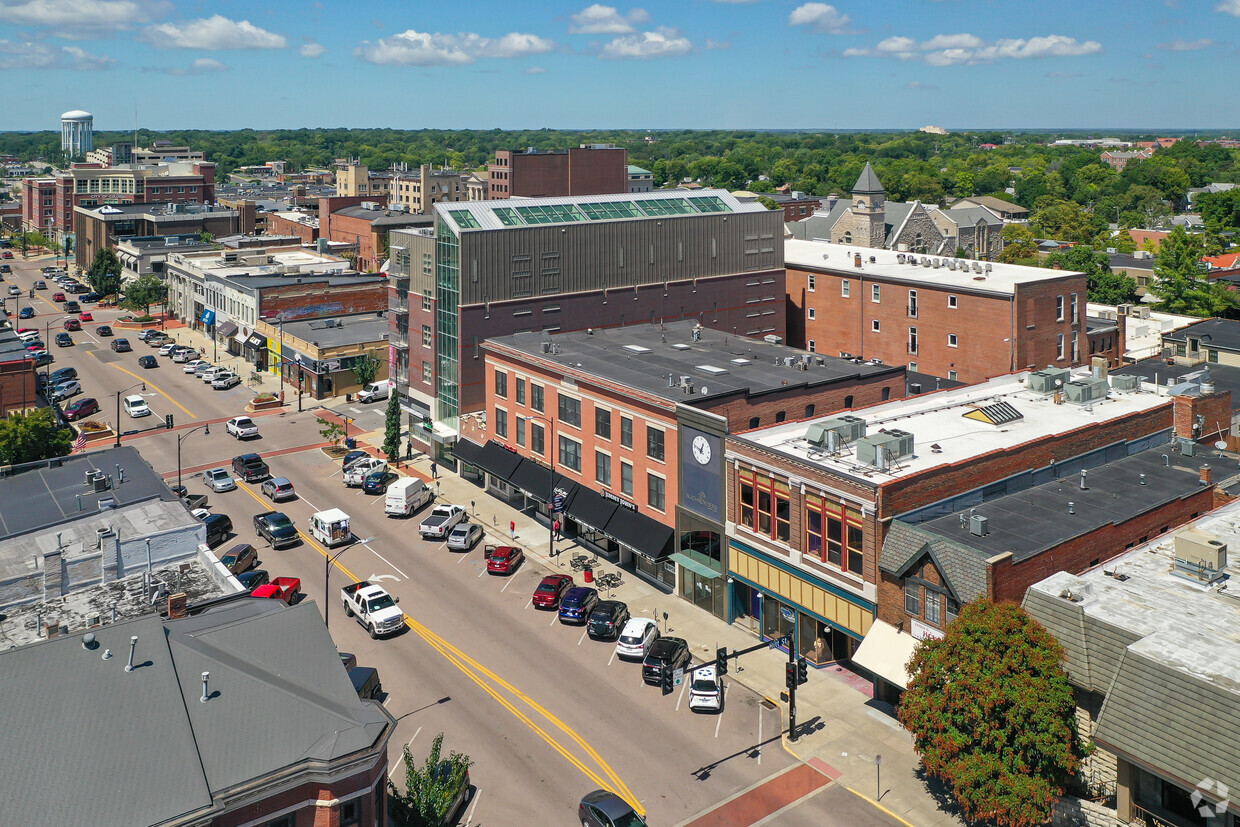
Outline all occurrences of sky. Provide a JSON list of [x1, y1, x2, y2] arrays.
[[0, 0, 1235, 132]]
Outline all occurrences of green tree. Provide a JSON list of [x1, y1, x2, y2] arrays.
[[119, 273, 167, 317], [351, 353, 381, 388], [383, 392, 402, 461], [899, 600, 1086, 827], [1047, 244, 1139, 305], [388, 733, 473, 827], [1031, 198, 1101, 243], [1148, 226, 1240, 316], [998, 223, 1037, 263], [317, 417, 345, 450], [86, 248, 123, 298], [0, 408, 74, 465], [756, 195, 778, 211]]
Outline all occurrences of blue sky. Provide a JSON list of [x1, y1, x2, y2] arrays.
[[0, 0, 1234, 131]]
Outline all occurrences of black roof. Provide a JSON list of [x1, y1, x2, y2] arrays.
[[1162, 318, 1240, 353], [1113, 358, 1240, 413]]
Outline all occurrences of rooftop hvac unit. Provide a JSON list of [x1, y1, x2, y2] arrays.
[[93, 475, 111, 493], [1117, 303, 1134, 316], [806, 415, 867, 447], [1029, 367, 1071, 394], [1133, 306, 1151, 319], [764, 334, 783, 345], [1172, 528, 1228, 583], [1110, 373, 1140, 392], [970, 514, 989, 537], [783, 356, 798, 367], [856, 429, 914, 467], [1062, 377, 1109, 404]]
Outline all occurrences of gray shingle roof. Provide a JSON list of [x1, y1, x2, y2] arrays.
[[853, 162, 884, 195], [1162, 317, 1240, 354], [880, 521, 989, 602]]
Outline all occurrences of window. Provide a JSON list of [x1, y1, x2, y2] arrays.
[[844, 230, 853, 243], [738, 467, 791, 542], [905, 582, 921, 616], [908, 289, 918, 318], [1056, 295, 1065, 321], [595, 451, 611, 485], [1072, 331, 1080, 362], [805, 404, 816, 417], [882, 386, 891, 401], [494, 370, 507, 398], [946, 596, 960, 623], [620, 461, 633, 496], [558, 436, 581, 472], [265, 816, 294, 827], [908, 327, 918, 355], [749, 416, 760, 428], [421, 293, 432, 311], [516, 416, 526, 447], [595, 407, 611, 439], [925, 590, 941, 625], [841, 279, 850, 298], [494, 407, 508, 438], [557, 394, 581, 427], [872, 319, 880, 333], [808, 340, 816, 352], [620, 416, 633, 448], [804, 493, 864, 573], [646, 427, 665, 461], [647, 473, 667, 511], [947, 294, 958, 309], [948, 333, 958, 348], [808, 273, 816, 292], [871, 284, 881, 303], [516, 377, 525, 405], [948, 370, 958, 381], [530, 384, 544, 412], [775, 411, 786, 423], [807, 307, 816, 320], [1070, 293, 1078, 323], [422, 325, 432, 347], [530, 422, 544, 455], [1057, 333, 1065, 360], [340, 799, 360, 827], [908, 362, 917, 373]]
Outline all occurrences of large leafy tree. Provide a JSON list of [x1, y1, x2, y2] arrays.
[[119, 273, 167, 317], [388, 733, 473, 827], [899, 600, 1086, 827], [997, 223, 1037, 264], [86, 248, 123, 298], [1149, 226, 1240, 317], [0, 408, 73, 465], [1045, 244, 1139, 305], [350, 353, 381, 388], [1031, 198, 1102, 244]]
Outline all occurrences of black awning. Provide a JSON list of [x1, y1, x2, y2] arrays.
[[510, 458, 555, 499], [453, 438, 486, 468], [565, 486, 619, 532], [244, 334, 268, 350], [216, 321, 238, 338], [604, 508, 674, 560], [458, 439, 523, 481]]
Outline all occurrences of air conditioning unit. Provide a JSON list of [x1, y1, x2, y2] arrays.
[[1029, 368, 1071, 394], [856, 429, 914, 467], [1063, 377, 1109, 404], [1117, 303, 1134, 316], [1173, 528, 1228, 583], [1134, 306, 1151, 319], [806, 415, 867, 448], [1110, 373, 1140, 392], [970, 514, 989, 537]]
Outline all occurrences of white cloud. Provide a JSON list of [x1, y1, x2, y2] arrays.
[[525, 65, 547, 74], [600, 26, 692, 59], [192, 57, 225, 71], [1216, 0, 1240, 15], [789, 3, 852, 34], [1156, 38, 1213, 51], [0, 39, 114, 69], [355, 29, 554, 66], [845, 32, 1102, 64], [143, 14, 286, 50], [705, 38, 731, 49], [300, 40, 326, 58], [569, 4, 649, 34], [0, 0, 165, 35]]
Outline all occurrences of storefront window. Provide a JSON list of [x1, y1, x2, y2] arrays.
[[805, 492, 864, 574], [680, 569, 727, 620], [738, 468, 790, 542], [762, 595, 796, 642]]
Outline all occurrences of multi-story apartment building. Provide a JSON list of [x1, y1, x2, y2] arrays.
[[488, 144, 628, 199], [385, 188, 786, 457], [389, 164, 470, 213], [461, 321, 904, 592], [335, 163, 393, 199], [784, 239, 1089, 383], [320, 200, 432, 273]]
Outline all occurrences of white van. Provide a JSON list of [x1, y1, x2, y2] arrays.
[[384, 477, 433, 517], [357, 380, 392, 403], [688, 664, 723, 713]]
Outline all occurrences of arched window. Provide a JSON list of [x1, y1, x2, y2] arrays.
[[843, 231, 853, 244]]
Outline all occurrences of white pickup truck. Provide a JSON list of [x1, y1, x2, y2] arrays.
[[419, 504, 467, 539], [343, 457, 387, 487], [340, 581, 404, 638]]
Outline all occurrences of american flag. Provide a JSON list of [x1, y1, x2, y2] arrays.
[[71, 431, 86, 453]]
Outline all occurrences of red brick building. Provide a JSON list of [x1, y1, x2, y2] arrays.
[[319, 199, 432, 274], [264, 210, 318, 244], [488, 145, 628, 199], [785, 239, 1089, 384]]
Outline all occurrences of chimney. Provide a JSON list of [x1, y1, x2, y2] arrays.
[[1201, 464, 1212, 486], [167, 592, 188, 619], [854, 253, 863, 268]]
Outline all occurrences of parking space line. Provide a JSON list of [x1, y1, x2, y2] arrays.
[[757, 705, 764, 764], [457, 552, 469, 564], [500, 576, 517, 593], [676, 675, 689, 712], [524, 598, 533, 609], [578, 629, 588, 646], [715, 686, 726, 738], [361, 542, 408, 579], [548, 612, 558, 627], [388, 726, 423, 780], [463, 786, 482, 826], [477, 567, 486, 578], [607, 649, 617, 667]]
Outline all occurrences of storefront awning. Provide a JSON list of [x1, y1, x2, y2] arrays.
[[454, 439, 522, 481], [244, 333, 268, 350], [216, 321, 238, 338], [604, 508, 674, 560], [851, 620, 919, 690], [565, 486, 618, 532], [669, 552, 723, 580]]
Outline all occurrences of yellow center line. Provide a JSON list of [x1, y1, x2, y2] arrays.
[[102, 359, 198, 420], [229, 481, 644, 814]]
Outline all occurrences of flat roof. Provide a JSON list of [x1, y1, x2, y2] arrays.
[[1088, 303, 1199, 360], [737, 370, 1172, 484], [276, 311, 388, 348], [168, 246, 352, 278], [1164, 317, 1240, 352], [1113, 359, 1240, 413], [485, 320, 902, 406], [784, 238, 1082, 296]]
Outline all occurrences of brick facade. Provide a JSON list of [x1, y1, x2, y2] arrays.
[[265, 211, 318, 244], [259, 280, 388, 321], [1173, 389, 1232, 443], [0, 359, 39, 416], [489, 146, 628, 199], [211, 754, 387, 827]]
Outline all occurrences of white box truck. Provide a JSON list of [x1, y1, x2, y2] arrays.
[[384, 477, 433, 517]]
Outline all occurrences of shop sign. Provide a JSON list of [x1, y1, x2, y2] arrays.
[[911, 619, 944, 641], [600, 489, 637, 511], [780, 606, 795, 623]]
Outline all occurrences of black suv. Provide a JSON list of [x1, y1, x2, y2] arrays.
[[232, 453, 270, 482], [587, 600, 630, 640], [202, 513, 233, 548], [42, 367, 77, 387], [642, 637, 691, 686]]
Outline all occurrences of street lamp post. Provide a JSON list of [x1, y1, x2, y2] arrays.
[[323, 538, 370, 631], [114, 380, 147, 448], [176, 422, 210, 492]]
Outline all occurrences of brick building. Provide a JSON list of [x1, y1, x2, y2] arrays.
[[0, 319, 38, 415], [320, 200, 432, 273], [254, 311, 389, 401], [264, 210, 318, 244], [488, 144, 628, 199], [460, 321, 902, 594], [386, 189, 786, 460], [785, 238, 1089, 384], [74, 201, 256, 271]]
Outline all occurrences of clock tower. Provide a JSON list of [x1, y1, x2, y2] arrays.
[[851, 162, 888, 248]]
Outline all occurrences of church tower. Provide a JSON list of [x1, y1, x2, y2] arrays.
[[851, 162, 887, 248]]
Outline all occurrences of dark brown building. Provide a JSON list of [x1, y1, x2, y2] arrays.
[[74, 201, 257, 270], [488, 144, 628, 199]]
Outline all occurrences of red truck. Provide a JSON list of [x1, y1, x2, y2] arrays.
[[251, 577, 301, 604]]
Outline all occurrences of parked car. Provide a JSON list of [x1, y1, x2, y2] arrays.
[[137, 355, 158, 368], [688, 664, 724, 713], [252, 576, 301, 603], [193, 361, 213, 376], [260, 476, 296, 502], [47, 366, 77, 384], [183, 358, 209, 373], [123, 394, 150, 417], [225, 416, 258, 439], [580, 790, 647, 827], [237, 569, 270, 591], [362, 469, 399, 495], [343, 456, 386, 487], [200, 366, 225, 383], [136, 329, 160, 342], [357, 379, 392, 403], [433, 761, 471, 827], [32, 280, 45, 290], [111, 338, 131, 352], [62, 397, 100, 421], [159, 342, 177, 356], [587, 600, 630, 640], [218, 543, 258, 575], [78, 311, 93, 322], [33, 352, 53, 367], [349, 666, 384, 701], [17, 306, 33, 319], [171, 347, 191, 362], [62, 318, 81, 331], [642, 637, 691, 687], [212, 372, 241, 390], [615, 617, 660, 660], [254, 511, 300, 549], [341, 449, 369, 470], [419, 503, 466, 539], [445, 521, 483, 550], [96, 324, 111, 336], [51, 292, 65, 302], [559, 587, 599, 625], [80, 291, 101, 303], [50, 380, 81, 401], [203, 514, 233, 548], [532, 574, 574, 609], [485, 544, 523, 575], [54, 332, 73, 347], [144, 332, 165, 346], [383, 477, 431, 517], [231, 453, 269, 482], [201, 468, 236, 492]]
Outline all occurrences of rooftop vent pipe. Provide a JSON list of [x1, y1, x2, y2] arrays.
[[124, 635, 138, 673], [200, 672, 211, 703]]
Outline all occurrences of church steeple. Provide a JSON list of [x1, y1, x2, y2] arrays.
[[852, 162, 884, 197]]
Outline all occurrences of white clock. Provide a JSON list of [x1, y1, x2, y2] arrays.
[[692, 435, 712, 465]]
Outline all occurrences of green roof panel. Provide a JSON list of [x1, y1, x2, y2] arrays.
[[577, 201, 645, 220], [514, 203, 588, 225], [448, 210, 481, 229], [687, 195, 731, 213], [637, 198, 696, 217], [492, 207, 523, 227]]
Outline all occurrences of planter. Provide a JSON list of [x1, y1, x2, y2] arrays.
[[246, 398, 284, 413], [81, 426, 115, 442]]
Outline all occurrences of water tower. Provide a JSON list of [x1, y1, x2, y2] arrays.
[[60, 109, 93, 157]]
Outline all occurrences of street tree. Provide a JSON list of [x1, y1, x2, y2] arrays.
[[1149, 226, 1240, 317], [899, 600, 1086, 827], [1045, 244, 1138, 304], [383, 392, 402, 461], [86, 248, 123, 298], [0, 408, 73, 465], [119, 273, 167, 318], [350, 353, 381, 389], [388, 733, 473, 827], [317, 417, 345, 450]]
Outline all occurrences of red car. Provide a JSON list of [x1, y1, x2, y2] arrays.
[[78, 311, 93, 322], [532, 574, 574, 609], [52, 292, 66, 302], [1, 251, 12, 259], [486, 545, 524, 575], [63, 397, 100, 421], [63, 318, 81, 331]]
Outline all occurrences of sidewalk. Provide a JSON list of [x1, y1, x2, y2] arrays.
[[332, 411, 964, 827], [159, 321, 273, 400]]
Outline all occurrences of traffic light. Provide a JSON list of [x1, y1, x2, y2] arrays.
[[797, 657, 809, 686], [661, 667, 674, 696], [164, 413, 174, 430], [786, 662, 797, 691], [716, 647, 728, 677]]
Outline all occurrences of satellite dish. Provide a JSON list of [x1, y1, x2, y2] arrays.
[[1215, 440, 1228, 450], [1055, 379, 1063, 387]]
